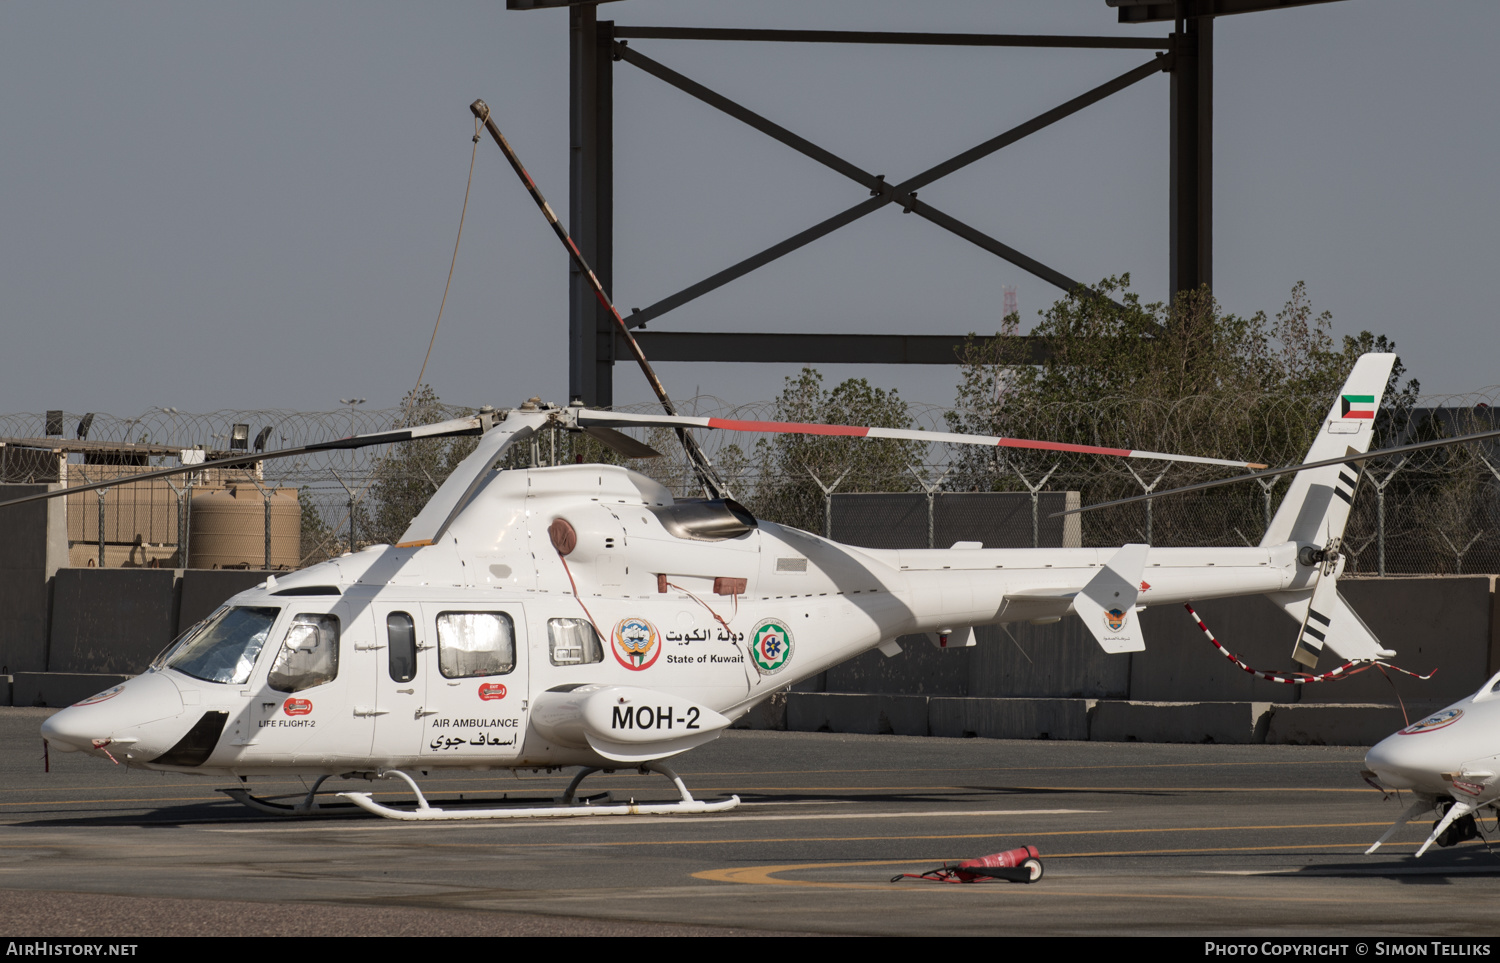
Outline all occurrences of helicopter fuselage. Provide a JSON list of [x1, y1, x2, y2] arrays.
[[42, 462, 1302, 779]]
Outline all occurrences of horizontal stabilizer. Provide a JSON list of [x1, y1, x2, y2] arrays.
[[1073, 544, 1149, 654], [998, 592, 1076, 624], [1267, 589, 1394, 663]]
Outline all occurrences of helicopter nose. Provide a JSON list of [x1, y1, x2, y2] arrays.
[[41, 672, 184, 753], [1365, 724, 1461, 793]]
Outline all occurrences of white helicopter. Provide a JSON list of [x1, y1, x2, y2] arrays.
[[25, 100, 1420, 821], [1361, 680, 1500, 857], [31, 353, 1405, 820]]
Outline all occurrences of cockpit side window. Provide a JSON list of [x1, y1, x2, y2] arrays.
[[548, 618, 603, 666], [150, 616, 211, 672], [165, 606, 280, 685], [436, 612, 515, 678], [387, 612, 417, 683], [268, 613, 341, 693], [1475, 670, 1500, 701]]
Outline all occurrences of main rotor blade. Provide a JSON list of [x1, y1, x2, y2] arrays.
[[0, 414, 487, 511], [581, 426, 664, 460], [576, 409, 1267, 471], [1050, 425, 1500, 519], [470, 98, 727, 500]]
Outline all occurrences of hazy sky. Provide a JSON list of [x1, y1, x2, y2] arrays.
[[2, 0, 1496, 423]]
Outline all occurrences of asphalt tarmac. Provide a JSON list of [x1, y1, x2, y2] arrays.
[[3, 706, 1498, 937]]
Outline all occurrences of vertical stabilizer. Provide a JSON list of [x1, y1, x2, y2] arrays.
[[1260, 353, 1396, 666], [1260, 353, 1396, 548]]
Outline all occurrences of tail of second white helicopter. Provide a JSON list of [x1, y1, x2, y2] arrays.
[[1259, 353, 1398, 665]]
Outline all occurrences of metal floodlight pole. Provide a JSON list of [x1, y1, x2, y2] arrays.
[[245, 475, 275, 570], [330, 468, 357, 555]]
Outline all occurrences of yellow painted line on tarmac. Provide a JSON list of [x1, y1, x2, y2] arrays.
[[660, 785, 1380, 795], [408, 820, 1394, 851], [0, 759, 1365, 795], [693, 843, 1425, 895], [683, 758, 1365, 777], [0, 775, 563, 795], [0, 788, 555, 808], [0, 784, 1383, 809], [0, 795, 225, 807]]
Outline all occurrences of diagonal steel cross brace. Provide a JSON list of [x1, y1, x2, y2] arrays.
[[617, 42, 1169, 329]]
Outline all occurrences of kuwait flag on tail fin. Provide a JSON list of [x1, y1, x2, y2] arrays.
[[1341, 394, 1376, 419]]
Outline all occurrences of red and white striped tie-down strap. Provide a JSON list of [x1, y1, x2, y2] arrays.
[[1182, 603, 1433, 684]]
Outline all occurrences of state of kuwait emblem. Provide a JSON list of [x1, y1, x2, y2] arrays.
[[612, 617, 661, 671], [1104, 608, 1128, 632], [750, 619, 794, 675]]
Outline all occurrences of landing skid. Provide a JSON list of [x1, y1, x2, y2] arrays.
[[338, 763, 740, 821], [1367, 796, 1491, 857], [221, 775, 368, 817], [1366, 798, 1433, 855]]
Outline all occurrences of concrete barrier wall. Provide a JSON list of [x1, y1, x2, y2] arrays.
[[178, 569, 278, 631], [3, 543, 1494, 740], [49, 569, 179, 674], [1324, 578, 1493, 705], [43, 568, 277, 677], [814, 616, 1131, 700], [811, 576, 1493, 709], [0, 485, 65, 675]]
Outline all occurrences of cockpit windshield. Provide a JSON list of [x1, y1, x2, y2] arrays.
[[165, 606, 281, 685]]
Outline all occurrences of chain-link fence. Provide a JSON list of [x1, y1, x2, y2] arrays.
[[7, 392, 1500, 574]]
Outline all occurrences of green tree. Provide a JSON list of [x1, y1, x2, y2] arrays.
[[748, 369, 924, 532], [298, 487, 337, 567], [947, 277, 1418, 546], [365, 386, 477, 546]]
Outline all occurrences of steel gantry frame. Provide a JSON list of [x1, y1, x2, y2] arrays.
[[510, 1, 1331, 407]]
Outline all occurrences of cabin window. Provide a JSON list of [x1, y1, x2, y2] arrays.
[[548, 618, 603, 666], [387, 612, 417, 683], [165, 606, 280, 686], [436, 612, 515, 678], [268, 613, 341, 693]]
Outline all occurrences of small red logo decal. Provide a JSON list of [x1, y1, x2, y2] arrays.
[[283, 698, 313, 716], [478, 683, 507, 701], [1140, 581, 1152, 592]]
